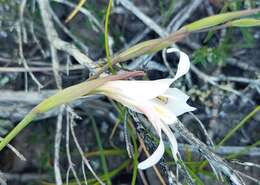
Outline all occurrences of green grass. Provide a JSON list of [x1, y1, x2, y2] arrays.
[[91, 118, 112, 185], [104, 0, 114, 73]]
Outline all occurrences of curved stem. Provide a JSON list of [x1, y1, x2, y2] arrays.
[[104, 0, 114, 73], [0, 111, 36, 151]]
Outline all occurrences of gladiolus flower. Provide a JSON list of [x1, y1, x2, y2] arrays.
[[95, 48, 196, 169]]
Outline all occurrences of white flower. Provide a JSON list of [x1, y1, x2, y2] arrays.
[[95, 48, 196, 170]]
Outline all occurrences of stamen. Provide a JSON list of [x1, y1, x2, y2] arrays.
[[156, 96, 169, 104]]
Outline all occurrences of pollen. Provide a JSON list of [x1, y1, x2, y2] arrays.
[[156, 96, 169, 104]]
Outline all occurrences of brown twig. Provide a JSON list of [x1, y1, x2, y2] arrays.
[[137, 135, 168, 185]]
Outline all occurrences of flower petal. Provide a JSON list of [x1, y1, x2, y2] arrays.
[[96, 48, 190, 102], [138, 131, 165, 170], [139, 105, 162, 134], [96, 78, 174, 101], [163, 88, 196, 117], [164, 87, 189, 101], [167, 48, 190, 81], [161, 123, 178, 161], [151, 102, 178, 125]]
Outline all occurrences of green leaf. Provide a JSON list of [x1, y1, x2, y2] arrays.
[[230, 18, 260, 27], [184, 8, 260, 32]]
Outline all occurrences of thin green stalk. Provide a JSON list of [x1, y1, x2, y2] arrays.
[[65, 0, 87, 23], [184, 8, 260, 31], [128, 122, 138, 185], [199, 105, 260, 170], [91, 118, 112, 185], [0, 111, 36, 151], [85, 148, 126, 158], [104, 0, 114, 73], [110, 105, 138, 184], [218, 105, 260, 146], [0, 72, 142, 152], [186, 165, 205, 185], [0, 77, 107, 151]]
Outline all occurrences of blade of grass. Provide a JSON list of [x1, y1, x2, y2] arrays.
[[104, 0, 114, 73], [183, 8, 260, 31], [229, 18, 260, 27], [218, 105, 260, 146], [186, 165, 205, 185], [91, 118, 112, 185], [128, 121, 138, 185], [109, 103, 138, 184], [199, 105, 260, 170], [110, 104, 139, 184], [65, 0, 87, 23], [85, 148, 126, 158]]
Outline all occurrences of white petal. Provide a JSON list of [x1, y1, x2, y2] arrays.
[[138, 131, 165, 170], [163, 88, 196, 117], [164, 88, 190, 101], [161, 123, 178, 161], [97, 78, 174, 101], [149, 88, 194, 124], [139, 105, 162, 134], [167, 48, 190, 81], [151, 102, 178, 125], [107, 93, 143, 113]]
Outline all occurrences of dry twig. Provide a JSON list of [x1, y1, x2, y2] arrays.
[[37, 0, 97, 70]]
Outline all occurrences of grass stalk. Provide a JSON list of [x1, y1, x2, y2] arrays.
[[91, 118, 112, 185]]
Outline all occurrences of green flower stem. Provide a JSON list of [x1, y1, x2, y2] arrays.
[[104, 0, 114, 73], [0, 72, 143, 152], [0, 111, 36, 151]]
